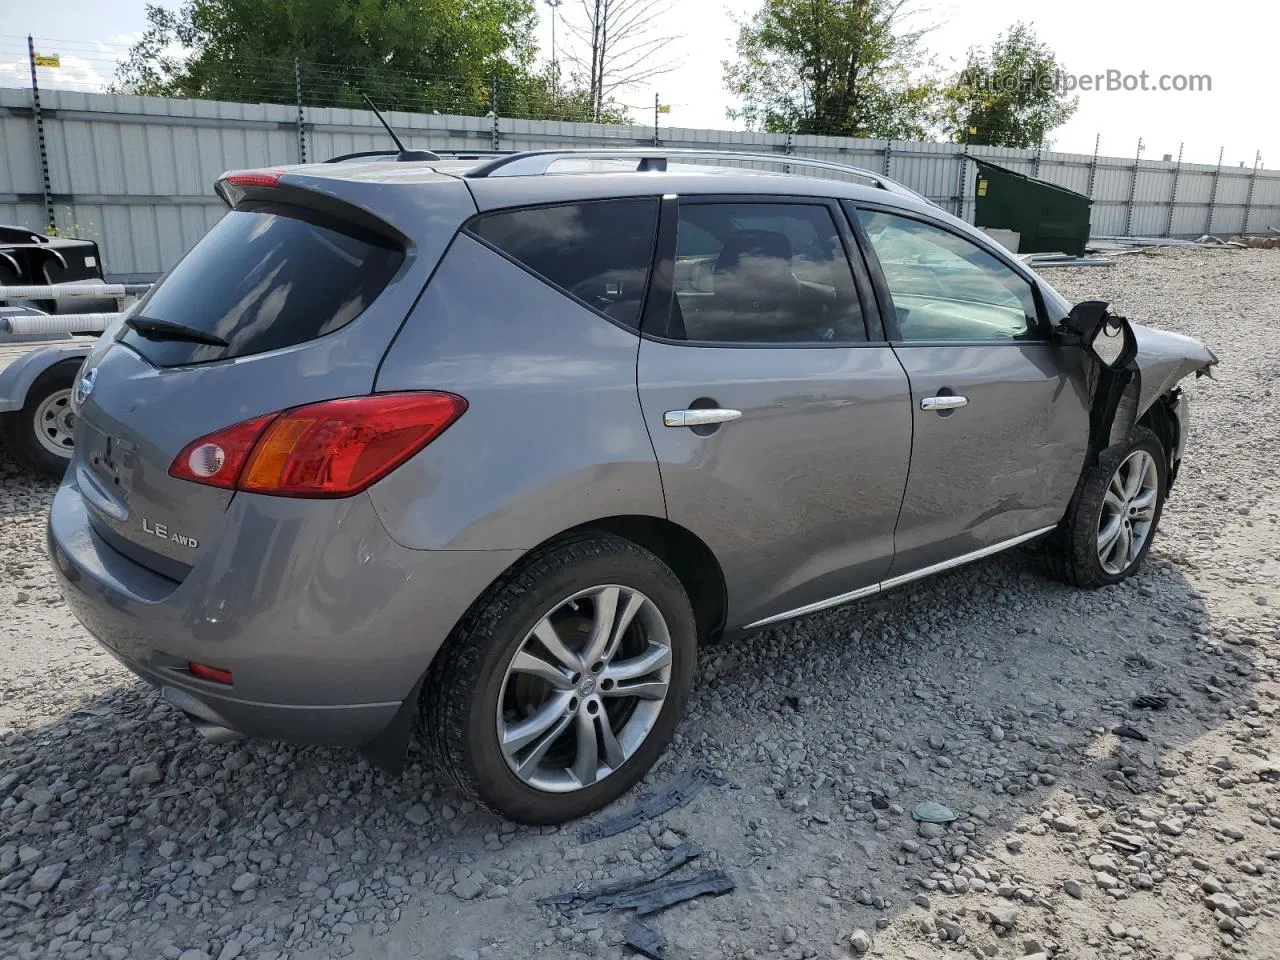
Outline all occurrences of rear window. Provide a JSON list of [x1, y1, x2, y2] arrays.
[[467, 199, 659, 329], [121, 204, 403, 366]]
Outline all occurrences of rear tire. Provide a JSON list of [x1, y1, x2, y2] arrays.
[[1046, 426, 1167, 588], [420, 533, 696, 825], [2, 359, 81, 478]]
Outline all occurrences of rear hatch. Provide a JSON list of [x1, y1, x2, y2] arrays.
[[72, 165, 475, 580]]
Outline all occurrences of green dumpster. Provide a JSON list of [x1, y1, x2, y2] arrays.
[[972, 159, 1092, 256]]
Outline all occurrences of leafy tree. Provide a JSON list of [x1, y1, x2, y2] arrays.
[[723, 0, 942, 140], [943, 22, 1077, 148], [111, 0, 624, 122]]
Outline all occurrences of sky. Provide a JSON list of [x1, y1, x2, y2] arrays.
[[2, 0, 1276, 168]]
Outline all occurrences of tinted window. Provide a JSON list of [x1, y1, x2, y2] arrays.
[[857, 211, 1040, 342], [670, 203, 865, 343], [121, 205, 403, 367], [470, 199, 659, 329]]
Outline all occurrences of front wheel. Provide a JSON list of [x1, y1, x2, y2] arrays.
[[421, 533, 696, 824], [1047, 426, 1168, 588]]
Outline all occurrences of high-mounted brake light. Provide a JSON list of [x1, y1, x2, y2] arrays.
[[224, 169, 283, 189], [168, 393, 467, 498]]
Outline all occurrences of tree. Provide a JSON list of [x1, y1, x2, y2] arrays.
[[561, 0, 679, 121], [943, 22, 1077, 148], [723, 0, 942, 140], [110, 0, 621, 122]]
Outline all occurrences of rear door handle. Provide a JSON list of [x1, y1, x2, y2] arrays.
[[920, 395, 968, 411], [663, 408, 742, 427]]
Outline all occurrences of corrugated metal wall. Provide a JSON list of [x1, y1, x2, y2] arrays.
[[3, 87, 1278, 280]]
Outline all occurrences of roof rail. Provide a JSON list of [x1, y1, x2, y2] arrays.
[[462, 148, 928, 202]]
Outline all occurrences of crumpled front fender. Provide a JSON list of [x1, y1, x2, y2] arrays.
[[1131, 322, 1218, 416]]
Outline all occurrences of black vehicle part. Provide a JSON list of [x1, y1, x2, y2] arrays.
[[625, 922, 666, 959], [539, 841, 702, 909], [589, 869, 735, 916], [1058, 300, 1141, 466], [580, 766, 713, 842]]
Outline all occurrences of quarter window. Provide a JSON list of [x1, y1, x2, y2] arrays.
[[668, 203, 866, 343], [857, 210, 1040, 342], [469, 199, 659, 329]]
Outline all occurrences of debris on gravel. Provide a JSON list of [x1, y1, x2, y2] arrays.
[[1, 247, 1278, 959]]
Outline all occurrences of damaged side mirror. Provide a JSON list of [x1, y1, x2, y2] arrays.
[[1058, 300, 1137, 371]]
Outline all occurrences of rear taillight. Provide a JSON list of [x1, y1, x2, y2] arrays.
[[168, 393, 467, 498]]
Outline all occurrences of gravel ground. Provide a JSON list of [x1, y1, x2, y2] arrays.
[[2, 246, 1279, 960]]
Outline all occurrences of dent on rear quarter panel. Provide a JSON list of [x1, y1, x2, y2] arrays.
[[369, 235, 665, 550]]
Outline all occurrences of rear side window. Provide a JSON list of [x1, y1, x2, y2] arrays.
[[468, 199, 659, 329], [121, 205, 403, 367]]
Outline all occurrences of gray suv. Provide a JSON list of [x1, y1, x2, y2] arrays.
[[47, 149, 1216, 824]]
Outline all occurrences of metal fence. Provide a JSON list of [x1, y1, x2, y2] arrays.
[[2, 85, 1278, 281]]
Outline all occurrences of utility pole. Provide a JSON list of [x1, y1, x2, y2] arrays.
[[1243, 150, 1263, 235], [545, 0, 562, 91], [1206, 145, 1225, 235], [27, 35, 55, 233], [1123, 136, 1144, 237], [1164, 142, 1183, 237]]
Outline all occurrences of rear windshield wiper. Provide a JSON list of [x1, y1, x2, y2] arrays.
[[125, 315, 229, 347]]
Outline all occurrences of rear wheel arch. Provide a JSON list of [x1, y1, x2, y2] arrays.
[[558, 515, 727, 645]]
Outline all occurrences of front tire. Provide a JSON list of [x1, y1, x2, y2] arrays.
[[421, 533, 696, 825], [2, 359, 80, 478], [1047, 426, 1167, 588]]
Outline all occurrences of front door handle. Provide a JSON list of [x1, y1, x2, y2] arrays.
[[663, 408, 742, 427], [921, 395, 968, 411]]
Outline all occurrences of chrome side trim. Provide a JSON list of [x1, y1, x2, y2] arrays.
[[877, 525, 1057, 592], [744, 583, 881, 630], [743, 525, 1058, 631]]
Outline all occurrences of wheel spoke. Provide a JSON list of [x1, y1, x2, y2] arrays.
[[531, 618, 582, 672], [604, 678, 669, 701], [570, 710, 600, 785], [1097, 515, 1124, 554], [602, 643, 671, 683], [1109, 473, 1127, 502], [502, 691, 573, 755], [1130, 485, 1157, 510], [597, 709, 626, 768], [509, 651, 575, 690], [1118, 524, 1135, 567], [1122, 457, 1145, 499], [602, 590, 646, 666], [580, 586, 621, 669], [1103, 489, 1126, 515]]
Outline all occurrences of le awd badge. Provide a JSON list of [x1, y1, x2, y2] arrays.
[[142, 517, 199, 549]]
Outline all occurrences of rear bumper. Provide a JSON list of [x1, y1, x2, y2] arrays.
[[47, 470, 522, 748]]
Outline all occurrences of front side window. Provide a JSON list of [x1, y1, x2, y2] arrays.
[[857, 210, 1040, 342], [669, 203, 866, 344], [469, 198, 659, 329]]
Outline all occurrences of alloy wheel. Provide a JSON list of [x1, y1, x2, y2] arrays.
[[1097, 449, 1159, 575], [496, 585, 672, 793]]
